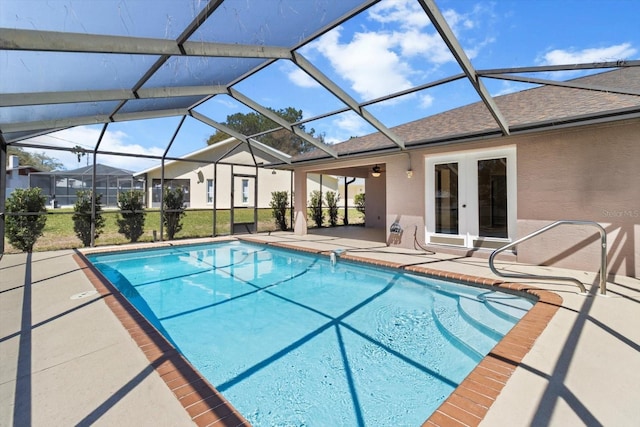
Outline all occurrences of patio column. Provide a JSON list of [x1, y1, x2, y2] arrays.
[[293, 170, 307, 235]]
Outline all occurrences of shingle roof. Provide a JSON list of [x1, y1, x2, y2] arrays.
[[292, 67, 640, 162]]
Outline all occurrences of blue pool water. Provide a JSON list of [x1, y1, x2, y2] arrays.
[[87, 241, 533, 426]]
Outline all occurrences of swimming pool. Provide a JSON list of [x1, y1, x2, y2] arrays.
[[87, 241, 533, 426]]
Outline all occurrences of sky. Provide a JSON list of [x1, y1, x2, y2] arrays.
[[6, 0, 640, 172]]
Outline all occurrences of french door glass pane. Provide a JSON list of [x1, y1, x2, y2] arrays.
[[478, 158, 508, 238], [435, 163, 459, 234]]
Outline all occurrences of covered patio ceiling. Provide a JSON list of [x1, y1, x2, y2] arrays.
[[1, 0, 639, 170]]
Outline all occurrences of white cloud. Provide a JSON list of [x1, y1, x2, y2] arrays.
[[368, 0, 429, 30], [306, 2, 492, 104], [444, 9, 476, 31], [397, 29, 453, 63], [313, 28, 414, 100], [334, 112, 367, 135], [538, 43, 637, 65], [287, 67, 319, 88], [24, 127, 164, 172], [419, 93, 435, 108]]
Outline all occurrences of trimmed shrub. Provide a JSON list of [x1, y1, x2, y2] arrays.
[[325, 191, 340, 227], [308, 190, 324, 227], [163, 187, 185, 240], [117, 190, 146, 242], [72, 191, 105, 247], [270, 191, 289, 231], [5, 188, 48, 252], [354, 193, 365, 217]]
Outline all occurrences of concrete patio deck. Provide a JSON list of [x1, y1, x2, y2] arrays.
[[1, 230, 638, 426]]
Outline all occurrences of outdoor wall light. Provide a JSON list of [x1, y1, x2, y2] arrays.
[[371, 165, 381, 178], [406, 169, 413, 178]]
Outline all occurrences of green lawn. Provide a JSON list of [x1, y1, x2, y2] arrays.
[[3, 207, 364, 253]]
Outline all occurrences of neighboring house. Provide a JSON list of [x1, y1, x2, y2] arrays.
[[287, 67, 640, 278], [29, 164, 141, 208], [134, 137, 339, 210], [5, 155, 42, 198]]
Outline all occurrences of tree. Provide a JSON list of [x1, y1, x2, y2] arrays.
[[163, 187, 185, 240], [117, 190, 146, 242], [7, 146, 63, 171], [5, 188, 48, 252], [354, 193, 365, 218], [206, 107, 322, 155], [308, 190, 324, 228], [72, 191, 105, 247], [325, 191, 340, 227], [269, 191, 289, 231]]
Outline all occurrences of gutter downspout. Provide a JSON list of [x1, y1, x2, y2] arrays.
[[344, 177, 355, 225]]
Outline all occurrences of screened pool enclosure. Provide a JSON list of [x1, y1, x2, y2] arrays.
[[1, 0, 638, 253], [30, 164, 144, 208]]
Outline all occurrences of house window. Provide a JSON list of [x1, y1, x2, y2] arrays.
[[242, 179, 249, 204], [151, 179, 190, 206], [207, 179, 214, 204]]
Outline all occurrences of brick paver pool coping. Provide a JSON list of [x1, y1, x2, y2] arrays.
[[74, 240, 562, 427]]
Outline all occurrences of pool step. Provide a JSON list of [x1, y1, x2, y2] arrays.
[[431, 292, 525, 362], [432, 297, 495, 362]]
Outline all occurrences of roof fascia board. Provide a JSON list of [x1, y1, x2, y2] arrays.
[[228, 88, 338, 158], [190, 110, 292, 165], [0, 86, 228, 108], [0, 28, 292, 59], [508, 105, 640, 133], [291, 52, 406, 149], [484, 73, 640, 97], [418, 0, 510, 136]]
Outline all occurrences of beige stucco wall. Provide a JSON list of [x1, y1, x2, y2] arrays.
[[140, 162, 292, 209], [291, 118, 639, 278], [515, 119, 639, 277], [140, 163, 338, 211]]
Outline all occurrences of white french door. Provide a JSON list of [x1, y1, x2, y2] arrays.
[[426, 147, 516, 248]]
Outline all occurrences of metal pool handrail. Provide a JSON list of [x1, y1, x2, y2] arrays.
[[489, 220, 607, 295]]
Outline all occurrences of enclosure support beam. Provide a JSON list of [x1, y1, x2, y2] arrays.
[[228, 88, 338, 158], [190, 111, 292, 165], [0, 28, 292, 59], [160, 116, 187, 242], [290, 171, 294, 231], [0, 136, 6, 255], [292, 52, 406, 150], [91, 124, 109, 248], [254, 165, 259, 231], [213, 163, 218, 237], [418, 0, 510, 135]]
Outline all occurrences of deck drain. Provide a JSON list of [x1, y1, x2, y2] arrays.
[[70, 290, 98, 300]]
